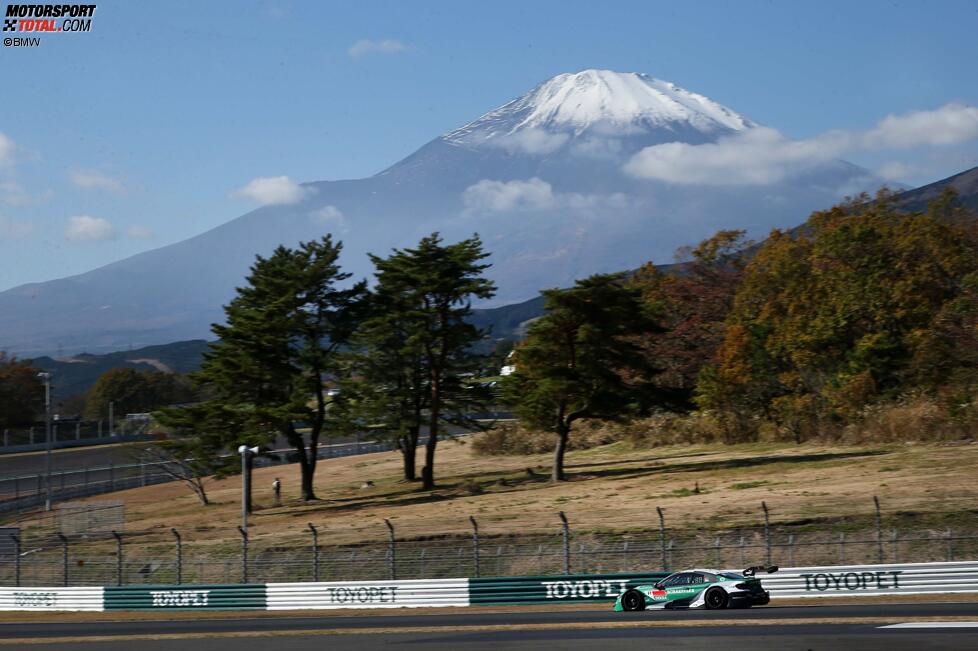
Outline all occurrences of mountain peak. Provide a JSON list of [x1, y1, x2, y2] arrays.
[[444, 69, 756, 148]]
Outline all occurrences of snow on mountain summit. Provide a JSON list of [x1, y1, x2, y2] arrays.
[[444, 69, 756, 149]]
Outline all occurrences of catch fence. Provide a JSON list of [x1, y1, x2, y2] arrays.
[[3, 505, 977, 588], [0, 438, 395, 515]]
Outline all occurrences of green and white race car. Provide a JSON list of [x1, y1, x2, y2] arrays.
[[614, 566, 777, 611]]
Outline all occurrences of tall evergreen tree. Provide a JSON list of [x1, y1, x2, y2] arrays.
[[504, 274, 674, 481], [161, 236, 366, 501], [365, 233, 495, 490]]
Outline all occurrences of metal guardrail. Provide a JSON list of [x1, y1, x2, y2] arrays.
[[0, 439, 395, 515]]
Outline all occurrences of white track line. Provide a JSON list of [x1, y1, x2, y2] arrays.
[[879, 622, 978, 629]]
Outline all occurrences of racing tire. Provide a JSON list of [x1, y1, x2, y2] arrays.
[[621, 589, 646, 611], [703, 587, 728, 610]]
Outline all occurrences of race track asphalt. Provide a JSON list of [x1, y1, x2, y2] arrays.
[[2, 602, 977, 650]]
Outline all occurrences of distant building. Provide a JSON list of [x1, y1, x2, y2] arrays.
[[500, 350, 516, 376]]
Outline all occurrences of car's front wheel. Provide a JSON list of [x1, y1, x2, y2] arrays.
[[704, 587, 728, 610], [621, 589, 646, 611]]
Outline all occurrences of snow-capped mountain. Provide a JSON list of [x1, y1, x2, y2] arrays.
[[446, 70, 755, 146], [0, 70, 886, 356]]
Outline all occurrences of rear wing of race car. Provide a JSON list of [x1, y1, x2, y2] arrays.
[[742, 565, 779, 576]]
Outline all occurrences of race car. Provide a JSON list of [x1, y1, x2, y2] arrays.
[[614, 566, 777, 611]]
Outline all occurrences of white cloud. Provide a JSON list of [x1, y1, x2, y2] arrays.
[[876, 161, 918, 182], [0, 133, 15, 168], [463, 178, 556, 213], [348, 39, 408, 58], [625, 127, 849, 185], [231, 176, 314, 205], [564, 191, 631, 210], [624, 103, 978, 186], [863, 103, 978, 149], [0, 180, 31, 206], [126, 225, 153, 239], [0, 215, 33, 239], [463, 178, 635, 214], [310, 205, 348, 232], [487, 129, 569, 155], [70, 169, 126, 194], [65, 215, 116, 241]]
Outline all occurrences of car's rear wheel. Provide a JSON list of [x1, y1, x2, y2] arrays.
[[704, 587, 728, 610], [621, 589, 646, 611]]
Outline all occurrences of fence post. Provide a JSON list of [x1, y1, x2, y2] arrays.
[[75, 422, 81, 441], [656, 507, 667, 570], [891, 529, 899, 563], [787, 534, 795, 567], [946, 528, 953, 562], [308, 523, 320, 582], [739, 536, 746, 567], [558, 511, 570, 575], [469, 516, 480, 578], [171, 528, 182, 585], [57, 533, 68, 587], [29, 427, 34, 445], [384, 519, 396, 581], [873, 496, 883, 563], [10, 533, 20, 587], [714, 536, 721, 566], [237, 526, 248, 584], [3, 429, 7, 446], [112, 531, 123, 586], [839, 532, 846, 564], [761, 501, 771, 565]]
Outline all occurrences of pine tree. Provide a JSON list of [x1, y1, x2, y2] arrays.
[[162, 236, 366, 501], [364, 233, 495, 489], [504, 274, 674, 481]]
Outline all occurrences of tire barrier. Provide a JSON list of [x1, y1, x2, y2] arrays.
[[104, 584, 267, 610], [470, 572, 669, 605], [0, 586, 103, 611], [266, 579, 469, 610], [2, 561, 977, 611], [764, 561, 978, 598]]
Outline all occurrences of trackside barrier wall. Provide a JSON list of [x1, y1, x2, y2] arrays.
[[469, 572, 669, 605], [764, 561, 978, 598], [266, 579, 469, 610], [104, 584, 266, 610], [0, 587, 103, 611], [4, 561, 978, 610]]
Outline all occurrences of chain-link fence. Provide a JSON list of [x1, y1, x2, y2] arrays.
[[3, 503, 977, 587], [0, 419, 148, 450], [0, 438, 396, 515]]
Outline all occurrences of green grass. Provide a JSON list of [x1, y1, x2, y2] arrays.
[[730, 480, 770, 490]]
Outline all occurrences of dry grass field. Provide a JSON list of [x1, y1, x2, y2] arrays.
[[17, 436, 978, 552]]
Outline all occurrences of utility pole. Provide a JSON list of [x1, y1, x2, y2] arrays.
[[238, 445, 259, 532], [108, 401, 114, 436], [37, 372, 52, 511]]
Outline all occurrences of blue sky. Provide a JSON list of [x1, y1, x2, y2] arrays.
[[1, 0, 977, 291]]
